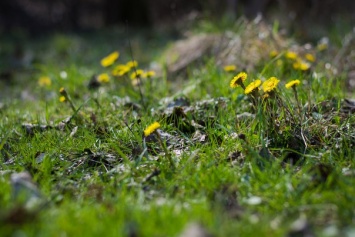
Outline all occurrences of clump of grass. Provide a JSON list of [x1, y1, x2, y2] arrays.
[[0, 18, 354, 237]]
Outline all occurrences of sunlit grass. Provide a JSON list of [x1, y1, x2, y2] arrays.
[[0, 19, 354, 237]]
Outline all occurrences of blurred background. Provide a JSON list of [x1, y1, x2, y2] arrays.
[[0, 0, 354, 101], [0, 0, 354, 36]]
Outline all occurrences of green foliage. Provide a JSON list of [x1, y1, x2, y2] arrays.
[[0, 20, 354, 237]]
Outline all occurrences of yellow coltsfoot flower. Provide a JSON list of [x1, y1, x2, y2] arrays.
[[144, 122, 160, 137], [112, 64, 130, 76], [97, 73, 110, 83], [269, 50, 278, 58], [285, 51, 297, 60], [262, 77, 280, 93], [230, 72, 247, 89], [100, 51, 119, 67], [223, 65, 237, 72], [59, 96, 66, 102], [130, 69, 145, 80], [126, 60, 138, 69], [144, 70, 156, 78], [305, 53, 316, 62], [38, 76, 51, 87], [293, 60, 310, 71], [245, 79, 261, 94], [285, 79, 301, 89]]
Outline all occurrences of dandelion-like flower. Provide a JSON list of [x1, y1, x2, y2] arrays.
[[145, 70, 156, 78], [269, 50, 278, 58], [285, 51, 297, 60], [262, 77, 280, 92], [223, 65, 237, 72], [245, 79, 261, 94], [126, 60, 138, 69], [59, 87, 66, 94], [100, 51, 119, 67], [305, 53, 315, 62], [38, 76, 51, 87], [230, 72, 247, 89], [59, 96, 66, 102], [130, 69, 145, 79], [293, 60, 310, 71], [317, 43, 328, 51], [59, 87, 76, 111], [285, 79, 301, 89], [144, 122, 160, 137], [112, 64, 130, 76], [98, 73, 110, 83], [276, 59, 283, 67]]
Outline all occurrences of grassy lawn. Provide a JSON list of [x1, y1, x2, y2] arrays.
[[0, 19, 354, 236]]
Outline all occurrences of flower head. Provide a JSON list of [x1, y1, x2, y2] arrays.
[[285, 51, 297, 60], [269, 50, 278, 58], [276, 59, 283, 67], [223, 65, 237, 72], [130, 69, 145, 79], [245, 79, 261, 94], [293, 60, 310, 71], [317, 43, 328, 51], [126, 60, 138, 69], [98, 73, 110, 83], [230, 72, 247, 88], [262, 77, 280, 92], [59, 96, 66, 102], [305, 53, 315, 62], [101, 51, 119, 67], [145, 70, 156, 78], [285, 79, 301, 89], [59, 87, 69, 101], [112, 64, 130, 76], [144, 122, 160, 137], [38, 76, 51, 87]]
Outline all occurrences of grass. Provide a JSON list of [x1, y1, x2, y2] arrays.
[[0, 19, 355, 237]]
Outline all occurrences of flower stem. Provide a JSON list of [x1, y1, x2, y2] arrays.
[[155, 132, 175, 169]]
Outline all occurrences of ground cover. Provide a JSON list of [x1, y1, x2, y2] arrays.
[[0, 19, 354, 236]]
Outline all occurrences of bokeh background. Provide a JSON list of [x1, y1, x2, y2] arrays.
[[1, 0, 354, 101], [1, 0, 354, 36]]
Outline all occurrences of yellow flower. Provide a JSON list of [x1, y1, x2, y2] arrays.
[[130, 69, 145, 79], [305, 53, 315, 62], [262, 77, 280, 92], [276, 59, 283, 67], [98, 73, 110, 83], [223, 65, 237, 72], [293, 60, 310, 71], [145, 70, 156, 78], [285, 51, 297, 60], [59, 96, 66, 102], [59, 87, 65, 94], [144, 122, 160, 137], [100, 51, 119, 67], [285, 80, 301, 89], [38, 76, 51, 87], [126, 60, 138, 69], [269, 50, 278, 58], [112, 64, 130, 76], [230, 72, 247, 88], [245, 79, 261, 94], [317, 43, 328, 51]]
